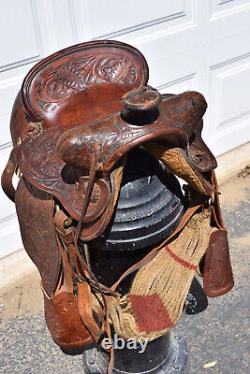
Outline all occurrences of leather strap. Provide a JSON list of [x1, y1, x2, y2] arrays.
[[75, 153, 97, 243], [77, 281, 101, 340], [56, 237, 73, 294], [54, 209, 105, 341], [54, 210, 74, 244], [210, 171, 225, 230], [1, 148, 17, 202], [111, 203, 202, 291]]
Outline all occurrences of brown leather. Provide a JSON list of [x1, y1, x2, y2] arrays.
[[203, 229, 234, 297], [9, 41, 216, 243], [1, 40, 234, 354], [78, 160, 125, 241], [55, 90, 209, 175], [16, 87, 215, 234], [1, 148, 17, 202], [21, 40, 149, 122], [44, 291, 93, 350], [202, 172, 234, 296], [77, 281, 101, 339], [53, 210, 104, 343], [15, 178, 61, 297], [12, 40, 149, 243], [40, 211, 97, 348]]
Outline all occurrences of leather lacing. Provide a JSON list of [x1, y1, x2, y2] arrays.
[[55, 153, 117, 373]]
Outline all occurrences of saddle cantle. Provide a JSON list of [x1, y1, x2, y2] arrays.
[[1, 40, 234, 361]]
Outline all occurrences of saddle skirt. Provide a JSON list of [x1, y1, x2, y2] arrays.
[[1, 40, 234, 358]]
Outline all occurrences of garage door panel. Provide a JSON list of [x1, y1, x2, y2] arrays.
[[208, 54, 250, 153], [209, 117, 250, 155], [140, 44, 201, 88], [0, 77, 23, 146], [207, 31, 250, 69], [210, 55, 250, 124], [0, 0, 41, 70], [211, 0, 250, 14], [209, 0, 250, 41], [134, 24, 199, 57], [148, 56, 198, 88], [214, 61, 250, 125], [82, 0, 190, 39], [0, 63, 39, 147], [45, 0, 76, 50], [0, 216, 22, 258], [159, 74, 196, 94]]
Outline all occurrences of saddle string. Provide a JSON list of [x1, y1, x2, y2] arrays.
[[83, 243, 91, 269], [74, 152, 97, 244], [72, 153, 113, 340], [71, 153, 119, 373]]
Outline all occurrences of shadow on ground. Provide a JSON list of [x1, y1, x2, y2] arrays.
[[1, 173, 249, 374]]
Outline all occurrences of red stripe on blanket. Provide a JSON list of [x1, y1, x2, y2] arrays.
[[165, 245, 197, 270]]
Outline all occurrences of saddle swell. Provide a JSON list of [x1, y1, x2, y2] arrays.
[[1, 40, 234, 357]]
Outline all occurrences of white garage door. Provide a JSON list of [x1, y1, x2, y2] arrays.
[[1, 0, 250, 257]]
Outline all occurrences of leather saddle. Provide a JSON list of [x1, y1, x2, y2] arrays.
[[1, 41, 234, 356]]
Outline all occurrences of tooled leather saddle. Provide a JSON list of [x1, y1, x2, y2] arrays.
[[1, 40, 234, 361]]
